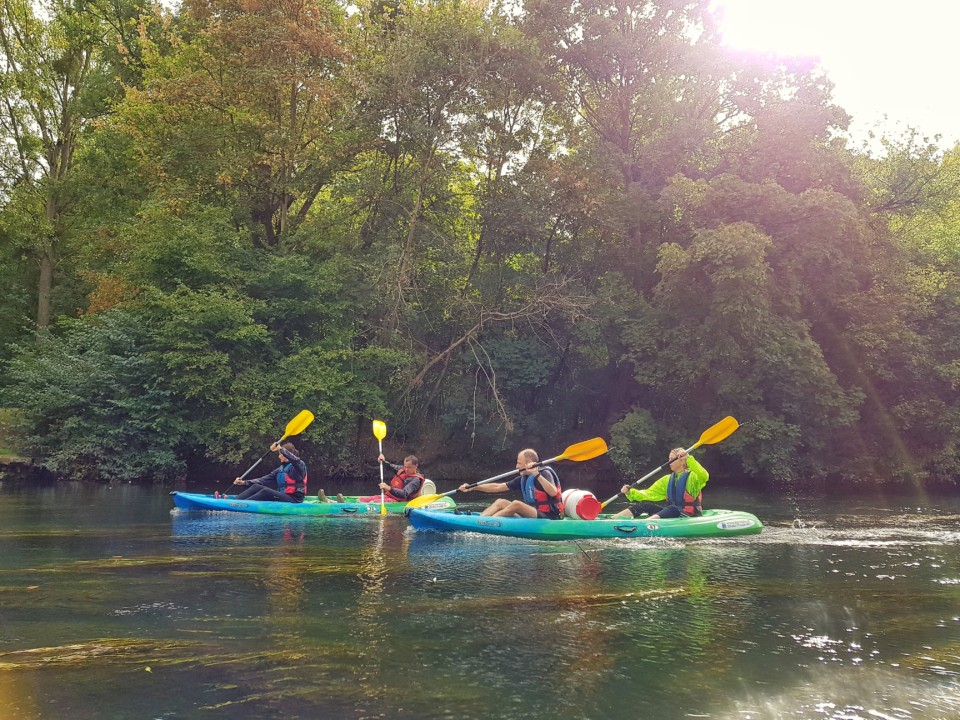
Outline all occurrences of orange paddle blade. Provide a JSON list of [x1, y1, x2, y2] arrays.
[[552, 437, 608, 463], [693, 416, 739, 448]]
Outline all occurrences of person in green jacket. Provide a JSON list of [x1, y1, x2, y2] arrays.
[[612, 448, 708, 519]]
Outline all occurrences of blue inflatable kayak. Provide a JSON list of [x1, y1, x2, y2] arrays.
[[172, 492, 456, 516], [407, 508, 762, 540]]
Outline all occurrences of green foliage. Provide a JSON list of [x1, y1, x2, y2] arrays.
[[2, 0, 958, 489], [3, 310, 188, 481], [608, 409, 659, 478], [0, 408, 26, 456]]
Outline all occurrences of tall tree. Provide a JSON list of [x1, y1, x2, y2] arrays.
[[0, 0, 132, 327], [118, 0, 356, 247]]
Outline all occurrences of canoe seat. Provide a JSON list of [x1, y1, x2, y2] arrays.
[[421, 479, 437, 496]]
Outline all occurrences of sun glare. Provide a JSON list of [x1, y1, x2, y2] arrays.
[[711, 0, 960, 147]]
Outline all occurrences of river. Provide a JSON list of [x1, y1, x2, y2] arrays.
[[0, 481, 958, 719]]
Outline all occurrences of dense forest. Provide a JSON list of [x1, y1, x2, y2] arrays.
[[1, 0, 958, 490]]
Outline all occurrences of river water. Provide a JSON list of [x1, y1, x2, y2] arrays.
[[0, 481, 958, 719]]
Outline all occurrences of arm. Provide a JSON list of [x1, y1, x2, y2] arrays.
[[623, 454, 709, 501], [248, 467, 281, 486], [682, 455, 709, 496], [625, 474, 669, 503], [279, 444, 301, 462], [388, 475, 422, 500], [534, 469, 559, 497], [275, 448, 307, 483], [377, 453, 402, 473], [459, 481, 510, 493]]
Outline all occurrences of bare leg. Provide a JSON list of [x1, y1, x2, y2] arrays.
[[480, 498, 514, 516], [491, 500, 539, 518]]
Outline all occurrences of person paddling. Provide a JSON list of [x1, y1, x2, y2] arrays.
[[458, 448, 563, 519], [231, 442, 307, 503], [357, 454, 425, 503], [611, 448, 708, 519]]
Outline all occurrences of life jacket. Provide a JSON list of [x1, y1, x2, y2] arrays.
[[277, 462, 307, 496], [520, 466, 563, 518], [666, 471, 702, 516], [388, 471, 424, 500]]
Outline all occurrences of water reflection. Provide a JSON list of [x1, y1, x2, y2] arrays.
[[351, 516, 398, 713], [0, 485, 958, 719]]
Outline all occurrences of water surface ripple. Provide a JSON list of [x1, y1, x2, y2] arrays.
[[0, 483, 957, 719]]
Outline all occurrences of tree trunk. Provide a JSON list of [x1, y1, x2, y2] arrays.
[[37, 249, 54, 329]]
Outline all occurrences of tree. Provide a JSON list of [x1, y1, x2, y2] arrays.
[[0, 0, 136, 328], [117, 0, 357, 247]]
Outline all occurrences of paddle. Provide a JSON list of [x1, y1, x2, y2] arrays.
[[373, 419, 387, 515], [229, 410, 315, 492], [599, 416, 740, 510], [404, 437, 609, 511]]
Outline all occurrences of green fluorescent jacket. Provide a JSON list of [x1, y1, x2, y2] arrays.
[[624, 455, 709, 503]]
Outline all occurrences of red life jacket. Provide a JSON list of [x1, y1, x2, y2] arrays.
[[386, 471, 424, 500], [521, 467, 564, 518], [277, 463, 307, 495], [666, 471, 702, 516]]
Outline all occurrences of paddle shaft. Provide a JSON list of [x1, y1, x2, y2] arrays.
[[600, 416, 738, 509], [403, 437, 608, 511], [238, 432, 293, 481], [227, 410, 315, 493], [238, 451, 271, 481], [237, 429, 293, 481], [433, 450, 575, 499], [379, 438, 386, 511]]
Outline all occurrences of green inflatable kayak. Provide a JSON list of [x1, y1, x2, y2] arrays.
[[407, 507, 762, 540], [172, 492, 456, 516]]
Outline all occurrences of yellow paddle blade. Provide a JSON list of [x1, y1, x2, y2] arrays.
[[693, 416, 739, 448], [372, 419, 387, 441], [553, 437, 608, 463], [280, 410, 315, 440], [404, 493, 443, 510]]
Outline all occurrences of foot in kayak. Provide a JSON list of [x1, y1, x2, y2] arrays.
[[317, 489, 333, 503], [336, 493, 345, 503]]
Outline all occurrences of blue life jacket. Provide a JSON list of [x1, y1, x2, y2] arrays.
[[277, 462, 307, 496], [666, 471, 702, 516], [520, 466, 563, 518]]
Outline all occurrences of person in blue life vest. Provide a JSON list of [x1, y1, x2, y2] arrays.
[[232, 442, 307, 503], [458, 448, 563, 519], [611, 448, 708, 519]]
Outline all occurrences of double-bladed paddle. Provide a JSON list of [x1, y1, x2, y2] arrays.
[[373, 419, 387, 515], [599, 416, 740, 510], [404, 437, 609, 511], [233, 410, 315, 487]]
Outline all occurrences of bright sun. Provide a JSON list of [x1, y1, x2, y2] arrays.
[[711, 0, 960, 147]]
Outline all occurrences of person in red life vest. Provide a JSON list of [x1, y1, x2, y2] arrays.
[[357, 454, 424, 502], [611, 448, 708, 519], [458, 448, 563, 519], [232, 442, 308, 503]]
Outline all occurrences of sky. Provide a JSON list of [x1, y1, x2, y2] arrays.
[[712, 0, 960, 150]]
